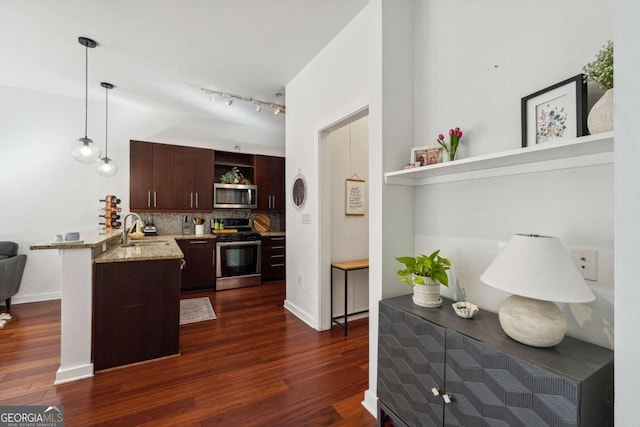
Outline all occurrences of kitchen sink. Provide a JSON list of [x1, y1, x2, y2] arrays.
[[126, 240, 170, 247]]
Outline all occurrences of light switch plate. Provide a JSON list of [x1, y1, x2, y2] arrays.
[[571, 248, 598, 281]]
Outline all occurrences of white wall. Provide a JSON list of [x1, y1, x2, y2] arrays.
[[284, 6, 370, 328], [411, 0, 614, 349], [0, 84, 283, 304], [613, 0, 639, 422], [327, 116, 369, 317]]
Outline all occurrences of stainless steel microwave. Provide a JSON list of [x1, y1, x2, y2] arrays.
[[213, 183, 257, 209]]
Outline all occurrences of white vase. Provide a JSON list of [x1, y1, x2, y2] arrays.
[[412, 276, 442, 308], [587, 88, 614, 135]]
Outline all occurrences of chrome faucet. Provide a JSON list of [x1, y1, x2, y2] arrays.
[[121, 213, 142, 245]]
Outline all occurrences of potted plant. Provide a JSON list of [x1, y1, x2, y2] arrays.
[[220, 167, 251, 184], [396, 250, 451, 307], [583, 41, 613, 134], [436, 127, 463, 161]]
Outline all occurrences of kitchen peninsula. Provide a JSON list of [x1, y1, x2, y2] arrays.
[[31, 230, 184, 383]]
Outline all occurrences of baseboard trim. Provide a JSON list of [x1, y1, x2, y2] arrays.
[[283, 299, 317, 330], [54, 363, 94, 385], [362, 388, 378, 418], [1, 292, 60, 307]]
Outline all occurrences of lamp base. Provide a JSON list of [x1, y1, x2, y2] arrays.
[[498, 295, 566, 347]]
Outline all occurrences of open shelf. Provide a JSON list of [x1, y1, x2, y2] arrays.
[[384, 132, 614, 186]]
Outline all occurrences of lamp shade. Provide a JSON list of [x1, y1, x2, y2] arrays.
[[481, 234, 595, 303]]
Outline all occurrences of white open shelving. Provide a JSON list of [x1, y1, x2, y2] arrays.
[[384, 132, 614, 186]]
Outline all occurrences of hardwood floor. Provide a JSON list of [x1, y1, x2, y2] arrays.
[[0, 282, 376, 426]]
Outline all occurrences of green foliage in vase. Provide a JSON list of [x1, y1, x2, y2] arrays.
[[583, 41, 613, 90], [220, 167, 251, 184], [396, 250, 451, 287]]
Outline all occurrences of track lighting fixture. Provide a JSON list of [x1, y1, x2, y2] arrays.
[[96, 82, 118, 177], [71, 37, 101, 163], [201, 88, 285, 115]]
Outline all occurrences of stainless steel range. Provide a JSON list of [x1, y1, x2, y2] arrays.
[[214, 218, 261, 290]]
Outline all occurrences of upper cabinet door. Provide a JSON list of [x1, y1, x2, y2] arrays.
[[255, 155, 285, 211], [130, 141, 154, 210], [151, 143, 177, 209]]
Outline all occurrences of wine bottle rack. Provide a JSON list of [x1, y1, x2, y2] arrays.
[[99, 194, 122, 229]]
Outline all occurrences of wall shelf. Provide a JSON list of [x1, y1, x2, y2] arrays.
[[384, 132, 614, 186]]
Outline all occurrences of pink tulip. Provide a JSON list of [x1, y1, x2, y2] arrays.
[[438, 134, 444, 141], [455, 127, 460, 132], [457, 131, 463, 139], [449, 129, 454, 136]]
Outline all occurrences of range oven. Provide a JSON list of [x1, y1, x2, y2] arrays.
[[214, 218, 261, 290]]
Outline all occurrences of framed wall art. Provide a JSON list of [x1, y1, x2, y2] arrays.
[[521, 74, 587, 147], [345, 177, 365, 216], [411, 146, 443, 166]]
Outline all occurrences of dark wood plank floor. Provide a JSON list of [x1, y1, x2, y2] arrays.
[[0, 282, 376, 426]]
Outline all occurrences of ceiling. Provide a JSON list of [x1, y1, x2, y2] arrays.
[[0, 0, 367, 137]]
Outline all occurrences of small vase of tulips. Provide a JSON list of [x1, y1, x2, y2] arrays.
[[437, 127, 463, 161]]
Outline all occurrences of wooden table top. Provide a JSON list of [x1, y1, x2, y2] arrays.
[[331, 259, 369, 271]]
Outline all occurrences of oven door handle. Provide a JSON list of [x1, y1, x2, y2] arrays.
[[216, 240, 262, 248]]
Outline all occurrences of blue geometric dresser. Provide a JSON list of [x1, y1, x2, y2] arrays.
[[378, 296, 614, 427]]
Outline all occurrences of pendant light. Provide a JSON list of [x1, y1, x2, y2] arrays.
[[96, 82, 118, 177], [71, 37, 101, 163]]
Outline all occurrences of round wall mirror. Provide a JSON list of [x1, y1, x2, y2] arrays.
[[292, 174, 307, 210]]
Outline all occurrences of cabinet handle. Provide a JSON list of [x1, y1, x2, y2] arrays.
[[180, 259, 186, 270], [153, 191, 157, 207], [189, 241, 208, 244], [431, 387, 441, 396], [272, 237, 285, 241], [190, 192, 193, 208], [272, 195, 276, 209], [442, 394, 453, 404], [272, 246, 285, 249], [195, 192, 199, 208], [271, 263, 285, 267], [147, 191, 151, 208], [271, 255, 285, 258]]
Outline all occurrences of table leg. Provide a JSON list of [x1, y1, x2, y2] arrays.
[[330, 266, 333, 328], [344, 269, 348, 336]]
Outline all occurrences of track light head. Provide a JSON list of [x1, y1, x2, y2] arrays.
[[226, 99, 233, 106], [255, 103, 262, 112]]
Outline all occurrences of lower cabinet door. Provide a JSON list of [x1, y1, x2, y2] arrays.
[[444, 330, 579, 426], [378, 302, 445, 426]]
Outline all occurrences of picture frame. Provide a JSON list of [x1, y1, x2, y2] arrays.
[[521, 74, 587, 147], [345, 178, 366, 216], [411, 146, 443, 166]]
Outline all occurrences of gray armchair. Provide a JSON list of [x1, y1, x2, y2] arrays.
[[0, 242, 27, 311]]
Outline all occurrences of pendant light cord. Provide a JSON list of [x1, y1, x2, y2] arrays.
[[104, 85, 108, 157], [84, 44, 89, 139]]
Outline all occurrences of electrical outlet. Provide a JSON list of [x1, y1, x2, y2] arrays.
[[302, 214, 311, 224], [571, 248, 598, 281]]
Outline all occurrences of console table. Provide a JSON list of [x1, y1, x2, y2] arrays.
[[378, 295, 614, 426], [330, 259, 369, 336]]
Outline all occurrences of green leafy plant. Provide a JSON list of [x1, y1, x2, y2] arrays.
[[396, 250, 451, 287], [220, 167, 251, 184], [583, 41, 613, 90]]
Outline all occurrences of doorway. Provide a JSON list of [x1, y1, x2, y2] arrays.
[[318, 109, 369, 330]]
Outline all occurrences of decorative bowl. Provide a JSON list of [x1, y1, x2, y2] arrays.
[[452, 302, 479, 319]]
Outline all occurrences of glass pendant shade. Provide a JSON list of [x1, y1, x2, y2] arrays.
[[72, 137, 101, 163], [96, 157, 118, 177]]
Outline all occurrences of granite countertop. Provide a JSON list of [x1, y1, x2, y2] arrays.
[[94, 235, 184, 264], [260, 231, 286, 237], [30, 229, 121, 250]]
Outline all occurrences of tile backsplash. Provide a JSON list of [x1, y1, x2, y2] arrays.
[[134, 210, 283, 235]]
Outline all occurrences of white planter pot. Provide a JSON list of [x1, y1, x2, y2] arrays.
[[412, 276, 442, 308], [587, 88, 614, 134]]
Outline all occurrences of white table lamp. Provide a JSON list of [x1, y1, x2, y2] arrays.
[[480, 234, 595, 347]]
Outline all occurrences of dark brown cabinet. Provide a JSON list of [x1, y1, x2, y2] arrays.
[[261, 235, 285, 282], [177, 238, 216, 292], [93, 259, 181, 371], [378, 296, 614, 427], [255, 155, 285, 211], [130, 140, 214, 211]]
